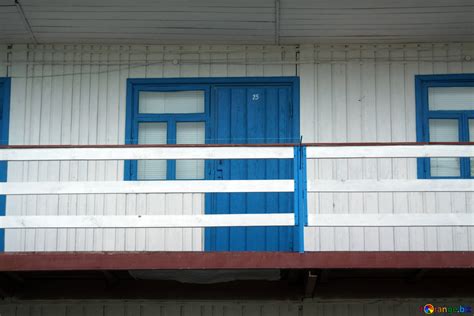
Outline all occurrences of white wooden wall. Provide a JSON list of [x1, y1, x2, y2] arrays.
[[3, 43, 474, 251], [300, 43, 474, 251], [0, 299, 470, 316], [4, 44, 296, 251]]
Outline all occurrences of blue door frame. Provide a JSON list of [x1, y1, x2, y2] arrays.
[[0, 78, 11, 252], [125, 77, 300, 251]]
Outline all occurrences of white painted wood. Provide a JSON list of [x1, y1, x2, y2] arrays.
[[360, 47, 379, 251], [6, 44, 28, 252], [405, 44, 425, 251], [307, 213, 474, 227], [0, 179, 294, 195], [55, 44, 74, 251], [298, 45, 317, 251], [372, 45, 394, 251], [0, 146, 294, 161], [331, 49, 350, 251], [306, 145, 474, 159], [418, 44, 438, 251], [0, 214, 295, 228], [391, 47, 409, 251], [346, 48, 364, 251], [5, 43, 474, 252], [113, 46, 130, 251], [42, 45, 65, 251], [316, 49, 335, 251], [308, 180, 474, 192], [298, 43, 474, 252], [433, 44, 455, 251]]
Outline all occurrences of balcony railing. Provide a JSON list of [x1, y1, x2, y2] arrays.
[[0, 142, 473, 253]]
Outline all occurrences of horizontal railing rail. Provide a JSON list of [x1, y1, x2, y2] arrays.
[[0, 142, 472, 160], [303, 142, 474, 233], [0, 180, 294, 195], [307, 179, 473, 192], [0, 145, 294, 161], [0, 142, 473, 253], [1, 214, 295, 229], [0, 145, 302, 249], [307, 214, 474, 227]]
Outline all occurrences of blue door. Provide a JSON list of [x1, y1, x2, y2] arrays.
[[0, 78, 10, 252], [205, 84, 298, 251]]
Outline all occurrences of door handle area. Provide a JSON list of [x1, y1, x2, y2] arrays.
[[215, 159, 224, 179], [216, 168, 223, 179]]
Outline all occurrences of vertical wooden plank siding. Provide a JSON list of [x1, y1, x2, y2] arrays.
[[4, 45, 297, 251], [4, 43, 474, 252], [299, 43, 474, 252]]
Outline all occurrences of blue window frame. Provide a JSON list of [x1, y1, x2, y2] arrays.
[[416, 74, 474, 179], [125, 82, 210, 180], [0, 78, 11, 252]]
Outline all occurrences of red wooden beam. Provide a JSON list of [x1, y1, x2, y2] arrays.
[[0, 252, 472, 271]]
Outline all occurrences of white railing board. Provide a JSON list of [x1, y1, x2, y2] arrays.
[[1, 145, 472, 161], [0, 180, 294, 195], [0, 214, 295, 229], [307, 214, 474, 227], [0, 147, 294, 161], [306, 145, 474, 159], [308, 180, 474, 192]]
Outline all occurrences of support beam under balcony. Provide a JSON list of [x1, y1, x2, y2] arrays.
[[0, 251, 472, 271]]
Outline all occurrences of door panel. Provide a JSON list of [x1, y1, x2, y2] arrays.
[[205, 85, 296, 251]]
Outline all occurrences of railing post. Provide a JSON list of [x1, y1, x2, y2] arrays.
[[293, 145, 307, 253], [293, 146, 300, 252], [301, 145, 308, 243]]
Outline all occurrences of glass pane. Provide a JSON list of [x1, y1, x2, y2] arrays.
[[137, 122, 167, 180], [176, 122, 205, 180], [428, 87, 474, 110], [429, 119, 460, 177], [430, 119, 459, 142], [470, 120, 474, 176], [139, 91, 204, 114]]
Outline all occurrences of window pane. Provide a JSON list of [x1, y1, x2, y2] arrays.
[[428, 87, 474, 110], [176, 122, 205, 180], [429, 119, 460, 177], [137, 122, 167, 180], [470, 120, 474, 176], [139, 91, 204, 114]]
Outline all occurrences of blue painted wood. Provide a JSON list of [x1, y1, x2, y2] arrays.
[[246, 88, 266, 251], [229, 88, 246, 251], [206, 84, 298, 252], [415, 73, 474, 179], [124, 80, 210, 181], [265, 88, 279, 251], [124, 77, 300, 251], [214, 87, 231, 250], [278, 87, 293, 250], [293, 147, 300, 253], [292, 145, 308, 253], [0, 78, 11, 252]]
